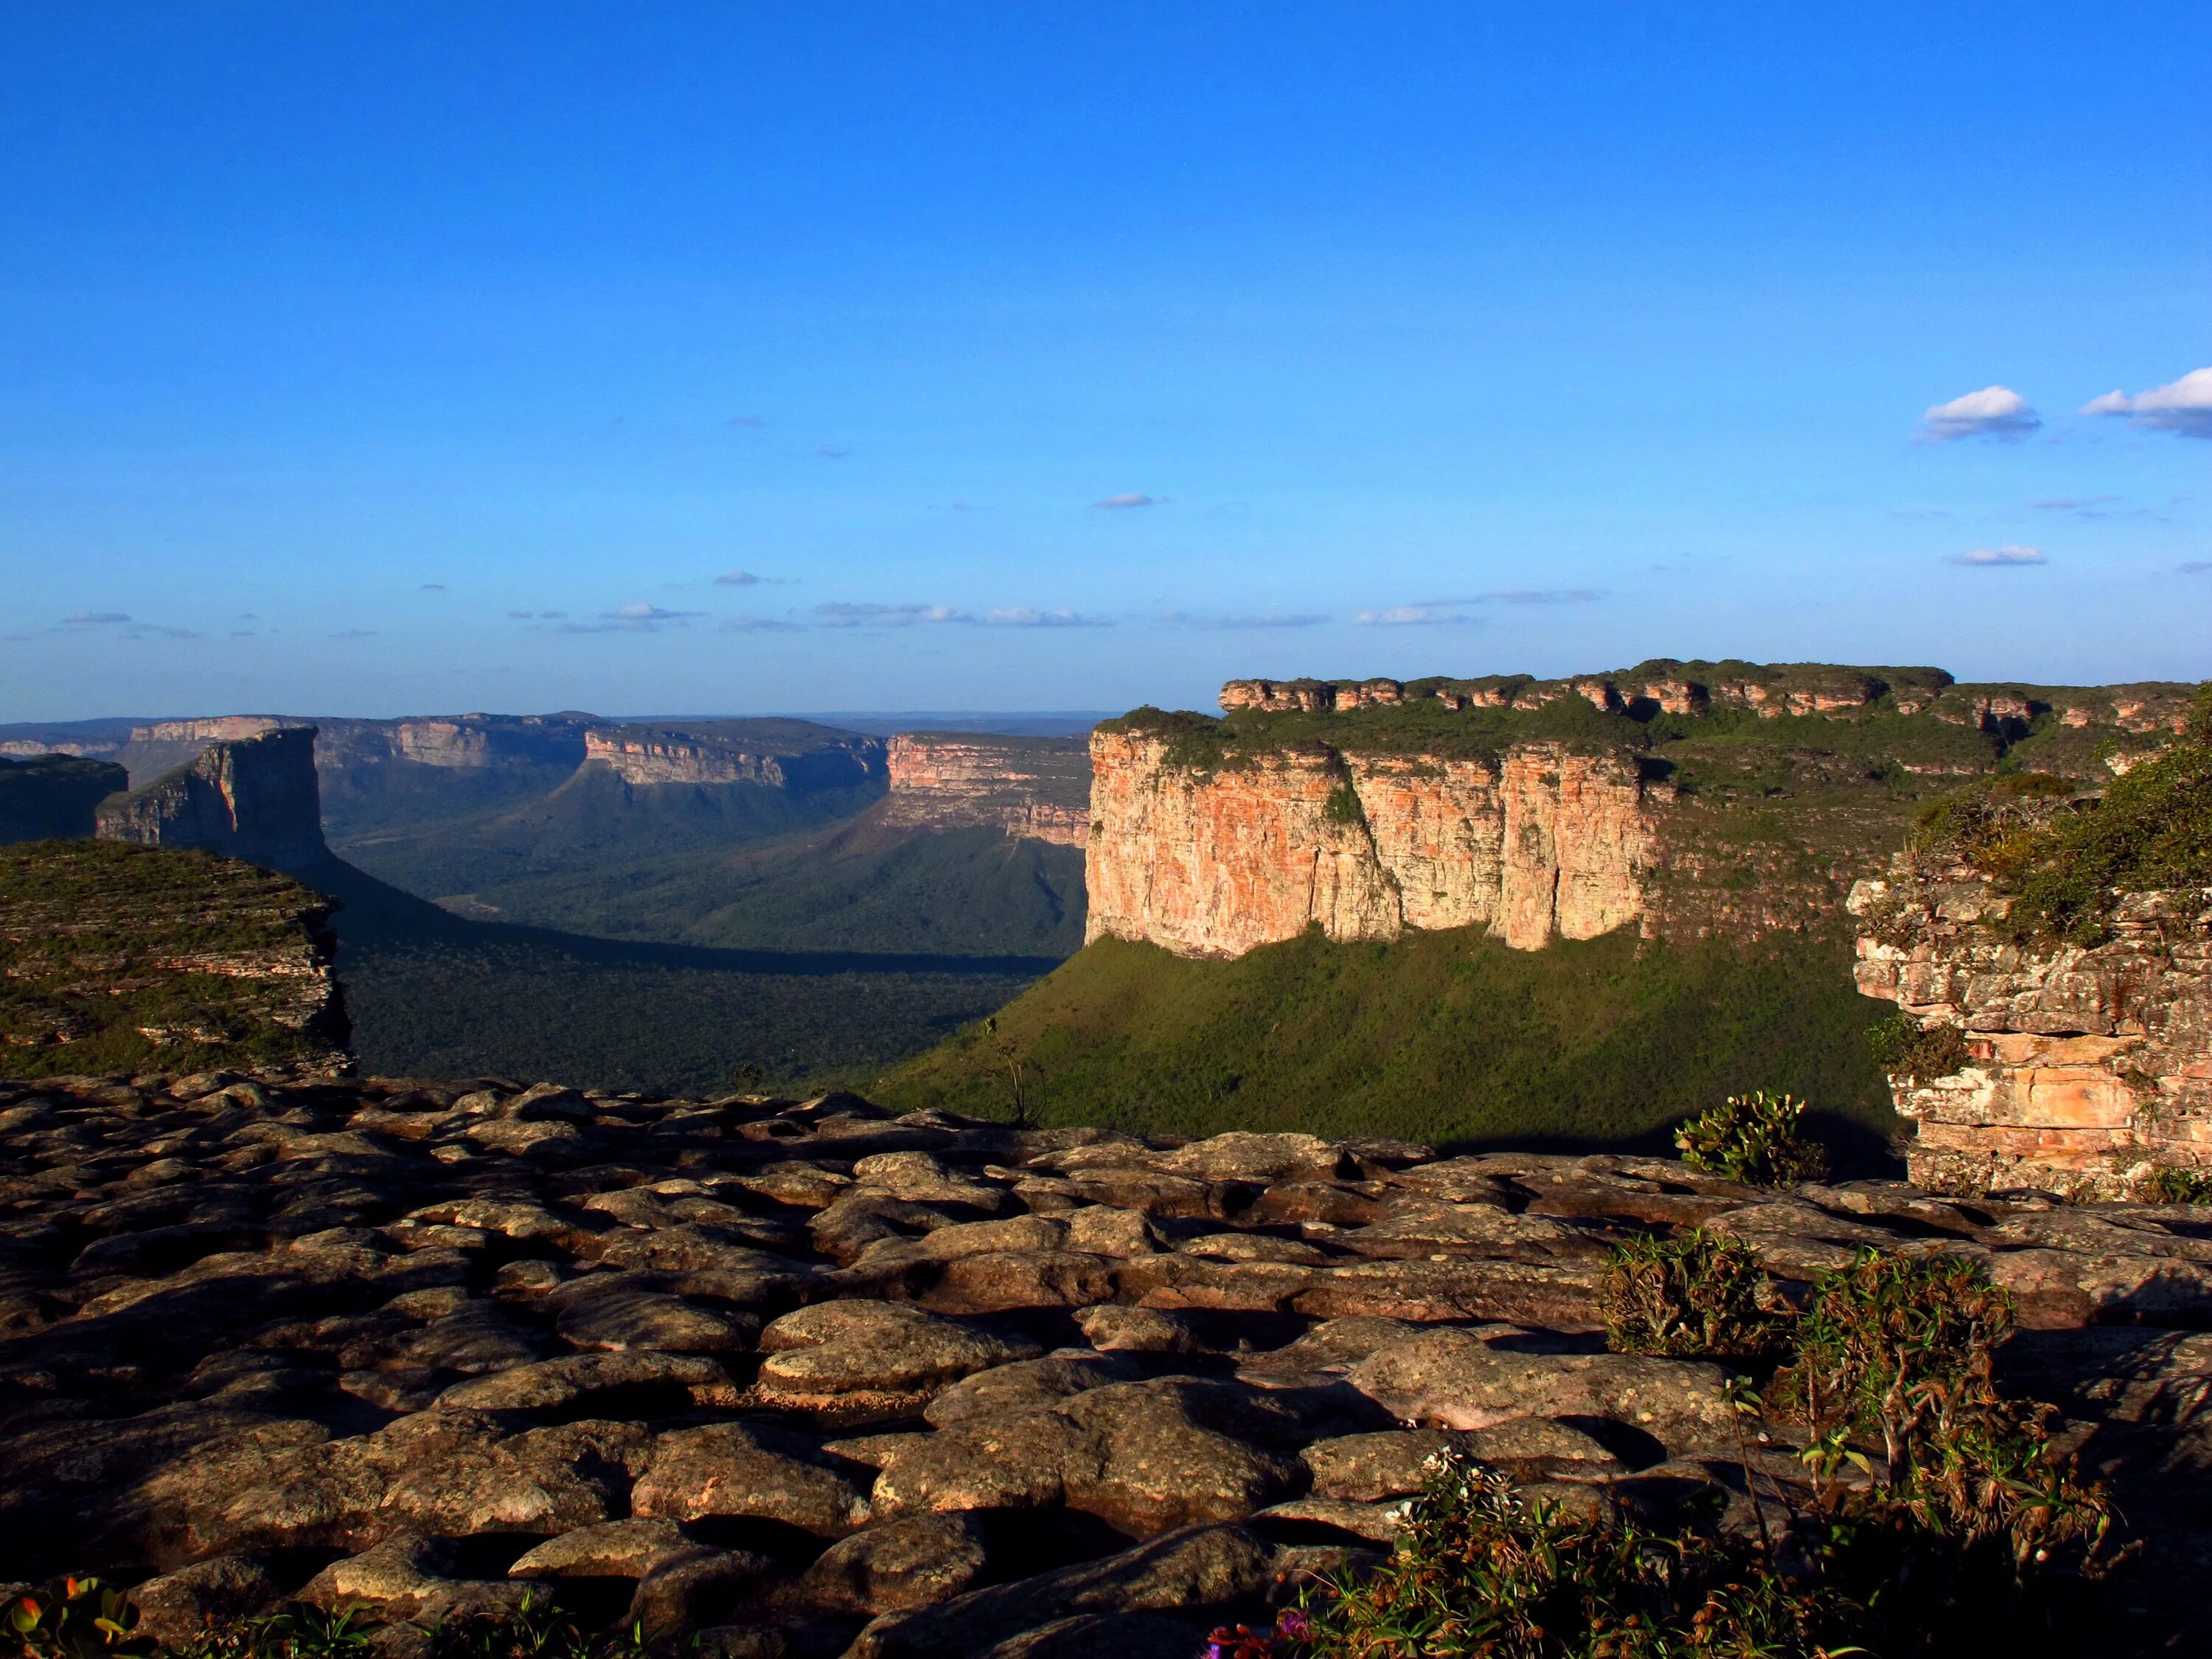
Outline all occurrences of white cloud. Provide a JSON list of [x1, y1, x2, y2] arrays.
[[1093, 493, 1164, 509], [715, 570, 762, 587], [611, 603, 704, 622], [815, 602, 968, 627], [60, 611, 129, 625], [1949, 544, 2047, 566], [1354, 603, 1478, 625], [2081, 367, 2212, 437], [1160, 610, 1329, 630], [1920, 385, 2041, 442], [330, 628, 379, 639], [978, 607, 1113, 627], [720, 615, 805, 633], [562, 603, 707, 633]]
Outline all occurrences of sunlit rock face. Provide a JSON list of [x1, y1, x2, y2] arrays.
[[1083, 731, 1656, 957], [882, 734, 1091, 848], [1853, 865, 2212, 1197]]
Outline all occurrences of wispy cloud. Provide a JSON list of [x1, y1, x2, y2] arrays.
[[977, 607, 1113, 628], [816, 444, 852, 459], [1471, 588, 1599, 605], [420, 582, 447, 591], [815, 602, 969, 627], [1949, 544, 2047, 566], [60, 611, 130, 625], [2029, 495, 2117, 512], [2081, 368, 2212, 438], [1355, 603, 1478, 625], [715, 570, 762, 587], [1920, 385, 2042, 442], [725, 414, 762, 428], [720, 615, 806, 633], [2180, 560, 2211, 575], [562, 603, 708, 634], [507, 610, 535, 620], [1093, 493, 1164, 509], [330, 628, 379, 639], [128, 625, 199, 640], [1161, 610, 1329, 630]]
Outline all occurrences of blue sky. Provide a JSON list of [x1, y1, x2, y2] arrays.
[[2, 4, 2207, 720]]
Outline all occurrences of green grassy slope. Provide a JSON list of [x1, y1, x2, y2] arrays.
[[331, 762, 885, 899], [428, 810, 1087, 957], [300, 856, 1051, 1096], [876, 925, 1905, 1164]]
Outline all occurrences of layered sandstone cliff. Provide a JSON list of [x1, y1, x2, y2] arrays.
[[580, 723, 886, 793], [1085, 731, 1658, 955], [96, 726, 328, 871], [882, 734, 1091, 847], [1852, 865, 2212, 1195]]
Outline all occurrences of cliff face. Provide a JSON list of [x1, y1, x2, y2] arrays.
[[0, 839, 347, 1077], [1852, 866, 2212, 1195], [96, 726, 328, 871], [1085, 732, 1657, 955], [882, 734, 1091, 846], [580, 723, 886, 793]]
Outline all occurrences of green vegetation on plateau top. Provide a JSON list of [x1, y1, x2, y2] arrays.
[[877, 925, 1905, 1164], [0, 840, 342, 1079], [431, 810, 1086, 958], [1105, 660, 2189, 785]]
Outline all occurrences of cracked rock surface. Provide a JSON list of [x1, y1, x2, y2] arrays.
[[4, 1072, 2210, 1654]]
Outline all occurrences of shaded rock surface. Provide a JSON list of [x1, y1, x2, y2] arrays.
[[1, 1071, 2208, 1652]]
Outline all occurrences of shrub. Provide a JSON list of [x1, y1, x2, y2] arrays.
[[2132, 1164, 2212, 1205], [1284, 1452, 1858, 1658], [1865, 1015, 1971, 1083], [1601, 1230, 1786, 1358], [1777, 1252, 2114, 1578], [7, 1581, 146, 1659], [1675, 1091, 1829, 1186]]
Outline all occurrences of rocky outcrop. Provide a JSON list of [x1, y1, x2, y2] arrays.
[[0, 841, 348, 1074], [0, 754, 128, 844], [97, 727, 328, 871], [4, 1078, 2210, 1650], [1852, 866, 2212, 1197], [1219, 661, 1963, 721], [581, 723, 886, 793], [1085, 732, 1658, 955], [883, 735, 1091, 848], [316, 714, 592, 776]]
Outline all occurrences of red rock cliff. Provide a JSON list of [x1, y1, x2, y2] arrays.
[[94, 726, 329, 872], [1085, 731, 1658, 955], [882, 734, 1091, 847]]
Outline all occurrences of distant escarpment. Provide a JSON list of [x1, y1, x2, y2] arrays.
[[583, 720, 886, 793], [883, 732, 1091, 846], [95, 725, 328, 870], [0, 752, 128, 844], [0, 839, 347, 1077], [1088, 661, 2199, 959]]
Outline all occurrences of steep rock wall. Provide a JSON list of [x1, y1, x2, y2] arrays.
[[1085, 732, 1656, 955], [580, 726, 886, 793], [1851, 865, 2212, 1194], [881, 734, 1091, 846], [96, 726, 328, 871]]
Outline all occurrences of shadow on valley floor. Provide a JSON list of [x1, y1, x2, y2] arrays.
[[296, 856, 1060, 1097]]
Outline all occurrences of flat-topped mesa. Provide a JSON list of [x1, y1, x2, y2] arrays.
[[95, 725, 328, 871], [1086, 730, 1660, 956], [1220, 661, 1959, 722], [881, 734, 1093, 847], [1851, 863, 2212, 1197], [580, 722, 887, 792]]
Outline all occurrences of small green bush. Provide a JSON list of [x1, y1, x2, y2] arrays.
[[1675, 1090, 1829, 1186], [1287, 1452, 1857, 1658], [1601, 1229, 1785, 1358], [7, 1580, 145, 1659], [2132, 1165, 2212, 1205], [1865, 1014, 1971, 1083]]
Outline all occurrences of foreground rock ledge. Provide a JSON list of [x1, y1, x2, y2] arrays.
[[3, 1072, 2209, 1655]]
